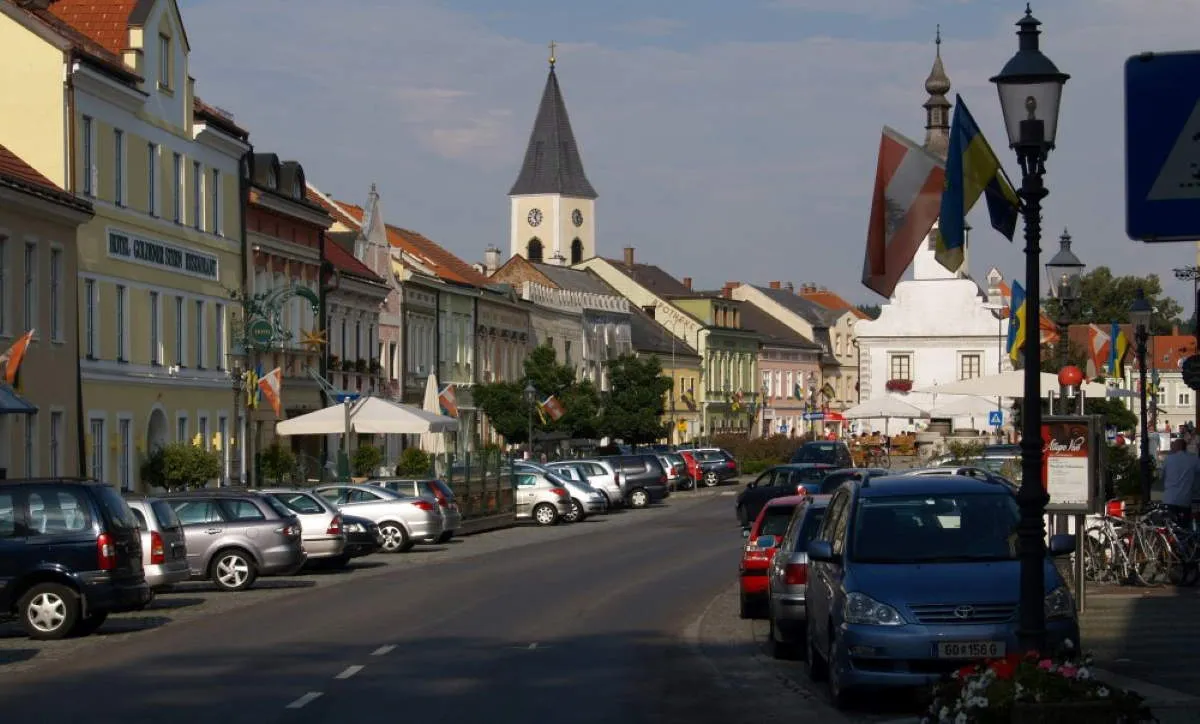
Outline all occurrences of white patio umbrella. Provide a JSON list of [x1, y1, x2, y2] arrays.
[[926, 395, 998, 418], [916, 370, 1111, 399], [420, 374, 448, 456], [842, 396, 930, 420], [275, 396, 458, 437]]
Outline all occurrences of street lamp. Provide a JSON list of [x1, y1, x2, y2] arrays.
[[523, 381, 537, 460], [1173, 266, 1200, 429], [227, 353, 244, 487], [990, 4, 1069, 654], [1046, 229, 1085, 410], [1130, 288, 1154, 505]]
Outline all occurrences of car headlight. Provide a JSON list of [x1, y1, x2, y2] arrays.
[[1045, 585, 1075, 620], [344, 523, 364, 533], [844, 592, 905, 626]]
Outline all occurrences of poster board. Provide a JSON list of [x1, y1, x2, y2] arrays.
[[1041, 415, 1099, 513]]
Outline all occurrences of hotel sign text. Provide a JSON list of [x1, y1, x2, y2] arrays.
[[107, 230, 219, 281]]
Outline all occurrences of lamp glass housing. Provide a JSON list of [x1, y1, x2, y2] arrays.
[[1129, 292, 1153, 331]]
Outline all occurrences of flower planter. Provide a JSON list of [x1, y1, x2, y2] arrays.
[[1011, 700, 1121, 723]]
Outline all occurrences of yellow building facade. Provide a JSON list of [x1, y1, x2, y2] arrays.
[[0, 1, 249, 489]]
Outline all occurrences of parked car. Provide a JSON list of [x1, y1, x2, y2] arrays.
[[161, 489, 306, 592], [122, 494, 190, 590], [261, 488, 348, 567], [789, 440, 855, 468], [810, 468, 890, 496], [546, 459, 624, 509], [1, 479, 152, 640], [313, 484, 443, 553], [681, 448, 739, 487], [804, 473, 1079, 708], [366, 478, 461, 542], [600, 454, 670, 508], [765, 495, 831, 659], [901, 465, 1017, 491], [735, 464, 835, 527], [340, 514, 383, 559], [531, 464, 609, 521], [657, 453, 690, 491], [514, 470, 573, 526], [739, 494, 810, 619]]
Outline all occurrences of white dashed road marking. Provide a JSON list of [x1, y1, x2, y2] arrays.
[[371, 645, 396, 656], [335, 665, 364, 680], [286, 692, 323, 709], [528, 642, 538, 650]]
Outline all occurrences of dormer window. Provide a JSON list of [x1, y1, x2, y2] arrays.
[[267, 165, 278, 189], [158, 34, 172, 90]]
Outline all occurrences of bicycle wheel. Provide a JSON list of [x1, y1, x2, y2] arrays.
[[1133, 529, 1171, 586], [878, 450, 891, 468], [1083, 525, 1119, 583]]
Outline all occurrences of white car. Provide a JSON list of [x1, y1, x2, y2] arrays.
[[261, 488, 348, 566], [313, 484, 443, 553]]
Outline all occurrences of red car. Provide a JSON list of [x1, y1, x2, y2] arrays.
[[739, 494, 809, 619]]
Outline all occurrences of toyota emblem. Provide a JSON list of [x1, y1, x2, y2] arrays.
[[953, 605, 975, 620]]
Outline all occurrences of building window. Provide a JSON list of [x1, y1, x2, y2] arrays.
[[89, 418, 104, 481], [570, 238, 583, 264], [149, 291, 160, 364], [23, 242, 35, 332], [49, 410, 62, 477], [176, 296, 185, 364], [49, 248, 62, 341], [218, 415, 228, 475], [211, 169, 222, 235], [199, 416, 209, 450], [192, 161, 202, 230], [172, 153, 182, 222], [84, 279, 95, 357], [1179, 390, 1192, 407], [116, 284, 127, 362], [355, 320, 362, 361], [82, 115, 94, 196], [23, 414, 35, 477], [959, 353, 982, 381], [527, 238, 543, 262], [147, 143, 157, 216], [195, 299, 205, 368], [889, 354, 912, 381], [215, 303, 225, 370], [159, 34, 171, 89], [113, 129, 124, 206], [177, 416, 187, 443], [118, 418, 132, 491]]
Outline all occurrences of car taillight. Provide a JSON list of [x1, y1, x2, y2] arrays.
[[149, 530, 165, 565], [413, 500, 435, 512], [97, 532, 116, 571], [726, 460, 736, 469], [550, 487, 569, 497], [784, 562, 808, 585], [277, 522, 302, 537], [796, 485, 808, 496], [327, 515, 342, 535]]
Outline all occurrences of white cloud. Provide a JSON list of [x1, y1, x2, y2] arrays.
[[178, 0, 1200, 308]]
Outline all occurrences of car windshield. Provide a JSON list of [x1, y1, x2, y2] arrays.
[[797, 507, 827, 547], [430, 480, 454, 499], [150, 500, 183, 531], [94, 486, 138, 529], [262, 496, 297, 519], [850, 492, 1020, 564], [793, 444, 838, 464], [759, 505, 796, 538], [270, 492, 325, 515], [695, 451, 724, 462]]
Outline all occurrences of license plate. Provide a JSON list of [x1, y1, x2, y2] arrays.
[[936, 641, 1005, 659]]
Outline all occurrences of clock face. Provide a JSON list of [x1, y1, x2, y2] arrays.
[[572, 209, 583, 227], [527, 208, 543, 227]]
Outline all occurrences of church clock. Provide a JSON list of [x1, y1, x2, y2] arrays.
[[571, 209, 583, 227], [527, 208, 543, 227]]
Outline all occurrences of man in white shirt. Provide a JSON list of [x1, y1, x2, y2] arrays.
[[1160, 438, 1200, 526]]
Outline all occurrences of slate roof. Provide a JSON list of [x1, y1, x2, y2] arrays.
[[508, 67, 597, 199], [531, 262, 617, 296], [0, 142, 94, 214], [739, 304, 821, 350], [629, 307, 698, 357], [603, 259, 693, 297], [752, 285, 839, 327]]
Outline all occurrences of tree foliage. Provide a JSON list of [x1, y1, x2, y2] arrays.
[[396, 447, 432, 477], [352, 444, 383, 477], [475, 344, 603, 444], [857, 304, 881, 320], [259, 442, 296, 483], [473, 381, 533, 444], [1045, 267, 1184, 334], [140, 442, 222, 491], [600, 354, 672, 444]]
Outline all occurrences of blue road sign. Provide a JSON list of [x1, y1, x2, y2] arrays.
[[988, 410, 1003, 427], [334, 392, 361, 403], [802, 412, 825, 421], [1126, 51, 1200, 242]]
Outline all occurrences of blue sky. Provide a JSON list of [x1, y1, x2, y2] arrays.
[[177, 0, 1200, 312]]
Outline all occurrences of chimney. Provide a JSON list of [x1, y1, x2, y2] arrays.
[[682, 277, 692, 290], [722, 286, 732, 299], [785, 282, 794, 293], [623, 247, 635, 267], [769, 281, 782, 289], [1173, 325, 1180, 336], [483, 245, 501, 276]]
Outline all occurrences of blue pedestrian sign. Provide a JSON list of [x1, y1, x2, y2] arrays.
[[334, 392, 360, 403], [802, 412, 825, 421], [1125, 51, 1200, 242], [988, 410, 1003, 427]]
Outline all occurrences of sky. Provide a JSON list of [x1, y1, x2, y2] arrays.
[[177, 0, 1200, 315]]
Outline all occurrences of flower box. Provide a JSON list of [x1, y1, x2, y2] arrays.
[[885, 378, 913, 393]]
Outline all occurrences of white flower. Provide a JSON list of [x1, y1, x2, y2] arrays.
[[1063, 638, 1075, 650], [1076, 667, 1091, 680], [940, 706, 950, 720], [955, 713, 969, 724], [1098, 687, 1110, 698]]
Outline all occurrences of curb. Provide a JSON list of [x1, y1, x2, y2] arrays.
[[1092, 669, 1200, 709]]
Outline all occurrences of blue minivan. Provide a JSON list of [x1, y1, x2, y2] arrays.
[[804, 473, 1079, 708]]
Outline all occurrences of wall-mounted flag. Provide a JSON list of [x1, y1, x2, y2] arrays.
[[438, 384, 459, 417], [258, 367, 283, 417], [0, 329, 34, 389]]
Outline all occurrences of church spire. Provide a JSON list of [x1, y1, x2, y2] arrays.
[[922, 25, 952, 158], [508, 50, 598, 200]]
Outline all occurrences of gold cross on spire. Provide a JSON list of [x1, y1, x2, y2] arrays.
[[549, 40, 557, 67]]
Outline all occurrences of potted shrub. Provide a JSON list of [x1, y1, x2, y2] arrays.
[[395, 447, 432, 477], [341, 359, 355, 372], [355, 358, 368, 374], [885, 379, 914, 393], [328, 354, 340, 370], [352, 444, 383, 479], [259, 442, 296, 484], [140, 442, 222, 491]]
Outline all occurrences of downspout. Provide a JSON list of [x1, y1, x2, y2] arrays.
[[66, 57, 87, 476], [318, 228, 330, 466], [238, 149, 252, 485]]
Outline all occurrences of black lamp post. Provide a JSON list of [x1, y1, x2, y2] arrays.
[[1130, 288, 1154, 505], [523, 381, 537, 460], [990, 4, 1070, 654], [1046, 229, 1085, 411]]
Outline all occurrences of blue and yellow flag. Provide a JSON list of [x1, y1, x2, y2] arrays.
[[935, 94, 1020, 274], [1110, 322, 1130, 377], [1007, 281, 1027, 365]]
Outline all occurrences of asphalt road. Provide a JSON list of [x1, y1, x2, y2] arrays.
[[0, 491, 748, 724]]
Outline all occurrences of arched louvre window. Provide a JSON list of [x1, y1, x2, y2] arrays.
[[570, 238, 583, 264], [527, 238, 543, 262]]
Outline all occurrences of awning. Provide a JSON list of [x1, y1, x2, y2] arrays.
[[0, 384, 36, 415]]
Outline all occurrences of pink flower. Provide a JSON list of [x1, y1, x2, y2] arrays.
[[1060, 665, 1078, 679], [1037, 659, 1054, 671]]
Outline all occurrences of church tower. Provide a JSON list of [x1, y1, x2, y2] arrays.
[[912, 27, 965, 280], [509, 43, 598, 266]]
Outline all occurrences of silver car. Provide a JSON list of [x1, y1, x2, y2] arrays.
[[547, 460, 624, 509], [261, 488, 348, 566], [765, 496, 829, 659], [514, 470, 572, 526], [366, 478, 462, 543], [548, 471, 607, 522], [123, 494, 190, 590], [657, 453, 689, 491], [314, 484, 443, 553]]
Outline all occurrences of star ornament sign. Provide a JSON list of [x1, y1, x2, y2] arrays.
[[300, 329, 328, 350]]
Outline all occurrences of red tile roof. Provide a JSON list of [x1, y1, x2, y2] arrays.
[[305, 187, 359, 228], [46, 0, 138, 55], [0, 142, 92, 212], [798, 290, 869, 319], [4, 0, 138, 81], [323, 237, 384, 284]]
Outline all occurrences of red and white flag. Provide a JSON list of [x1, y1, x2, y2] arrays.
[[862, 126, 946, 298], [257, 367, 283, 418], [1086, 324, 1111, 379], [540, 395, 566, 422]]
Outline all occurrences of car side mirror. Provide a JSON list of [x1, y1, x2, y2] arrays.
[[741, 527, 751, 539], [808, 539, 837, 563], [1048, 534, 1075, 557], [757, 535, 778, 549]]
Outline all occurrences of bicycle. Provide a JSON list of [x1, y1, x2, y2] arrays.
[[863, 445, 890, 469]]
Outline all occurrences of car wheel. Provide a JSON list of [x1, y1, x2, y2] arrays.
[[703, 471, 719, 487], [629, 488, 650, 509], [767, 614, 799, 660], [564, 498, 584, 523], [806, 620, 828, 682], [71, 611, 109, 637], [19, 583, 80, 641], [436, 531, 454, 544], [738, 593, 751, 619], [827, 624, 854, 709], [533, 503, 559, 526], [737, 505, 748, 527], [211, 549, 259, 592], [379, 522, 413, 552]]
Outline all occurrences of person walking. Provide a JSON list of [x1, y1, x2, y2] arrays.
[[1160, 437, 1200, 527]]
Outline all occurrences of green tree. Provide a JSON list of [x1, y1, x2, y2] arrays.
[[140, 442, 222, 491], [857, 304, 882, 320], [352, 444, 383, 477], [1085, 397, 1138, 432], [396, 447, 432, 476], [523, 344, 601, 439], [600, 354, 673, 444], [473, 381, 534, 444], [1045, 267, 1184, 334], [259, 442, 296, 483]]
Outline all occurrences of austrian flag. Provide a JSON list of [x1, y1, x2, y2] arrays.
[[862, 126, 946, 298]]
